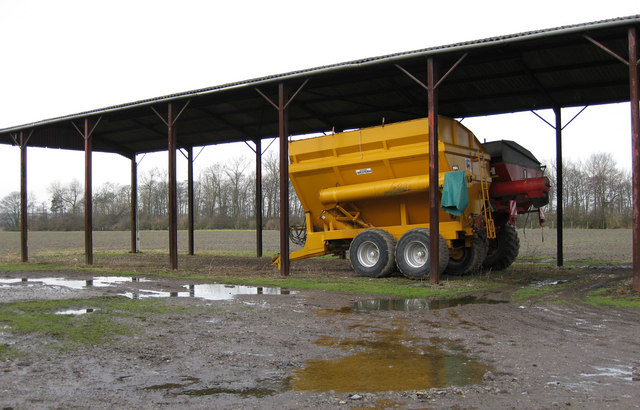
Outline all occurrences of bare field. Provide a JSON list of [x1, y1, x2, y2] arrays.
[[0, 230, 294, 255], [0, 228, 632, 263]]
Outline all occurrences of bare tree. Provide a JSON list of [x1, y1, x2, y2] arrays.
[[0, 192, 21, 231], [224, 157, 250, 229]]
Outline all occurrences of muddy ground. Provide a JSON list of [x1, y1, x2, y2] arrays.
[[0, 259, 638, 409]]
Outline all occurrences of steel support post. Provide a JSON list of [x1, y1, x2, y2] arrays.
[[255, 80, 307, 275], [188, 146, 195, 256], [396, 55, 466, 283], [151, 101, 189, 270], [629, 27, 640, 292], [167, 104, 178, 270], [554, 107, 564, 267], [427, 57, 440, 284], [255, 137, 263, 258], [84, 118, 94, 265], [130, 156, 138, 253], [278, 83, 290, 276], [20, 132, 28, 262]]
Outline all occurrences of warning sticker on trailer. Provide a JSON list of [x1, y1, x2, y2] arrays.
[[356, 168, 373, 175]]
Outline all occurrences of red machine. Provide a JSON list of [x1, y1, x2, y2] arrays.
[[482, 140, 550, 270]]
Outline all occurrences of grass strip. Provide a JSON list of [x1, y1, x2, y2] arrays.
[[584, 287, 640, 308], [0, 297, 199, 348]]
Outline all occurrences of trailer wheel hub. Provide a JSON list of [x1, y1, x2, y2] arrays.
[[404, 241, 429, 269], [357, 241, 380, 268]]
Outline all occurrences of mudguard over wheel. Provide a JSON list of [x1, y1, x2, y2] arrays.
[[445, 233, 488, 276], [482, 224, 520, 270], [349, 229, 397, 278], [395, 228, 449, 280]]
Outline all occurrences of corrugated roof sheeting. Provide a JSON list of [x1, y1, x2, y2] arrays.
[[0, 15, 638, 154]]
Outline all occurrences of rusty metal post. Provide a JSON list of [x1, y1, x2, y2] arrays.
[[167, 103, 178, 270], [629, 27, 640, 292], [255, 137, 263, 258], [554, 106, 564, 267], [130, 156, 138, 253], [151, 101, 189, 269], [187, 146, 195, 256], [427, 57, 440, 284], [20, 132, 28, 262], [255, 80, 306, 274], [84, 118, 93, 265], [278, 83, 290, 276]]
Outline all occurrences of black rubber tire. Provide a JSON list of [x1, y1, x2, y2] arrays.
[[482, 224, 520, 271], [349, 229, 397, 278], [395, 228, 449, 280], [445, 232, 488, 276]]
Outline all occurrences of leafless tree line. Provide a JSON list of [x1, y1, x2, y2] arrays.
[[543, 152, 633, 229], [0, 153, 304, 231], [0, 152, 633, 231]]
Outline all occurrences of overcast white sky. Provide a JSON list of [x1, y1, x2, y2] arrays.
[[0, 0, 638, 202]]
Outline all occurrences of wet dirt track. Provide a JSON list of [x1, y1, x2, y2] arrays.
[[1, 269, 639, 409]]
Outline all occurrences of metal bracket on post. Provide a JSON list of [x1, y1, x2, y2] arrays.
[[255, 79, 308, 276]]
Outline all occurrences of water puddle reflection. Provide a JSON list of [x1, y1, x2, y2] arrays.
[[293, 324, 492, 392], [55, 308, 98, 315], [121, 284, 293, 301], [317, 295, 507, 315], [0, 276, 147, 289], [0, 275, 293, 302]]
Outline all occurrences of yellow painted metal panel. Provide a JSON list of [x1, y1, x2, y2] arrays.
[[286, 116, 492, 262]]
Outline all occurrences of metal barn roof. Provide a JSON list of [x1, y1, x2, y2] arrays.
[[1, 15, 639, 157]]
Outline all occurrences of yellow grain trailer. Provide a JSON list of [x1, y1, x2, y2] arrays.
[[280, 116, 495, 279]]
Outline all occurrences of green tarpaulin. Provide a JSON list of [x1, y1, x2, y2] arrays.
[[440, 171, 469, 216]]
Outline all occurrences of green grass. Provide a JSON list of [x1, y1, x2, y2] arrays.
[[1, 257, 501, 298], [565, 258, 631, 266], [0, 298, 128, 346], [0, 297, 203, 348], [0, 343, 25, 360], [584, 287, 640, 308], [512, 284, 564, 302], [226, 276, 502, 298]]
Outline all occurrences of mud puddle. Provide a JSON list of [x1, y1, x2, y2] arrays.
[[0, 276, 146, 289], [293, 323, 493, 392], [121, 284, 293, 301], [144, 376, 290, 398], [0, 275, 294, 302], [55, 308, 99, 315], [318, 295, 507, 314]]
